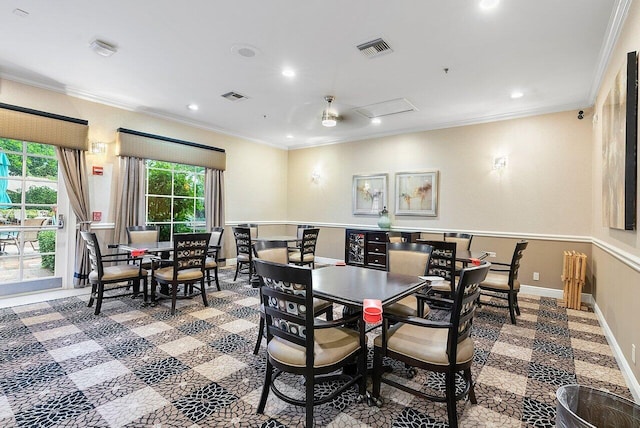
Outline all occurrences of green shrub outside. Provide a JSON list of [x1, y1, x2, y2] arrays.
[[38, 230, 56, 271]]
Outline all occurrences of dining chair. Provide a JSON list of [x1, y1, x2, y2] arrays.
[[252, 240, 333, 355], [22, 217, 49, 251], [288, 227, 319, 268], [385, 242, 433, 318], [80, 231, 148, 315], [371, 262, 490, 428], [387, 231, 403, 243], [238, 223, 258, 239], [232, 226, 253, 281], [151, 232, 211, 315], [205, 226, 224, 290], [418, 240, 457, 309], [444, 232, 473, 273], [478, 240, 528, 324], [296, 224, 314, 239], [126, 225, 160, 269], [254, 259, 366, 427]]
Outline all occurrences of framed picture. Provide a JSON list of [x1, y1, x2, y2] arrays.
[[394, 171, 438, 216], [602, 51, 638, 230], [352, 174, 388, 215]]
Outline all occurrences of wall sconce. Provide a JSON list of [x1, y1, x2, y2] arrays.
[[311, 170, 321, 183], [90, 141, 106, 154], [493, 156, 508, 170]]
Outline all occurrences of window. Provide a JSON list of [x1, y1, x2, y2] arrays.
[[145, 160, 205, 241]]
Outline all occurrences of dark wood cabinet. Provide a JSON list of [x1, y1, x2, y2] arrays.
[[345, 229, 420, 270]]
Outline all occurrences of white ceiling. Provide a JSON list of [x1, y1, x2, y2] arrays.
[[0, 0, 623, 149]]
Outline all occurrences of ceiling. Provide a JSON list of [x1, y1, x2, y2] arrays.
[[0, 0, 623, 149]]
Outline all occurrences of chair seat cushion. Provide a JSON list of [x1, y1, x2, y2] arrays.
[[288, 251, 314, 263], [480, 272, 519, 291], [313, 298, 332, 314], [385, 295, 430, 318], [268, 327, 360, 368], [430, 280, 452, 293], [90, 265, 147, 282], [205, 257, 217, 268], [154, 267, 203, 281], [374, 322, 474, 366]]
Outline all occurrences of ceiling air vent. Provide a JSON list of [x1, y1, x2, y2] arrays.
[[357, 38, 393, 58], [221, 91, 248, 101]]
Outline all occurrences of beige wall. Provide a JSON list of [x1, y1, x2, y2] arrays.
[[288, 111, 592, 236], [0, 79, 289, 258], [589, 0, 640, 384]]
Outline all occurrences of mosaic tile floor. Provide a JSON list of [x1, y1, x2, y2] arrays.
[[0, 267, 632, 427]]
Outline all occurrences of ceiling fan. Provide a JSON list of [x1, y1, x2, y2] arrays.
[[321, 95, 339, 127]]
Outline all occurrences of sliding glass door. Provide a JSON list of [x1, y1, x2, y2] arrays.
[[0, 138, 62, 295]]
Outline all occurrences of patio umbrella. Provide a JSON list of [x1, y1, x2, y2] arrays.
[[0, 152, 11, 208]]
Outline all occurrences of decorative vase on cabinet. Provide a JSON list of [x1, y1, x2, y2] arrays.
[[377, 206, 391, 229]]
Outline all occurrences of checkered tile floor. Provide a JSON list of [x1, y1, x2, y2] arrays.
[[0, 267, 632, 427]]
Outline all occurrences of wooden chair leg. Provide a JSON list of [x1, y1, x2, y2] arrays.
[[88, 283, 97, 308], [214, 267, 221, 291], [514, 292, 521, 315], [464, 368, 477, 404], [445, 372, 458, 428], [305, 373, 314, 428], [253, 315, 265, 355], [233, 262, 240, 281], [257, 360, 273, 414], [200, 279, 208, 307], [94, 283, 104, 315], [508, 293, 517, 324], [171, 284, 178, 315]]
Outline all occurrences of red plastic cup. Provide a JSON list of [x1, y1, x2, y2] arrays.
[[131, 249, 146, 257], [470, 258, 481, 266], [363, 299, 382, 324]]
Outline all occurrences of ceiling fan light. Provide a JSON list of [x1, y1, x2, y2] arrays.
[[322, 110, 337, 127]]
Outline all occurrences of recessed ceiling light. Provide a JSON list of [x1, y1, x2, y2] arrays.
[[479, 0, 500, 10], [282, 68, 296, 78], [231, 44, 260, 58], [187, 104, 199, 111], [89, 39, 117, 57], [510, 91, 524, 99], [371, 118, 382, 125], [286, 134, 294, 139]]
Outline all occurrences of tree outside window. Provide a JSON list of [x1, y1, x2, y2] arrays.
[[145, 160, 205, 241]]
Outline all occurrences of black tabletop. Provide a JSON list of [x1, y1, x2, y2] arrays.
[[312, 265, 427, 308]]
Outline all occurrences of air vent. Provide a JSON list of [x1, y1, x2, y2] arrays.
[[354, 98, 418, 119], [357, 38, 393, 58], [221, 91, 248, 101]]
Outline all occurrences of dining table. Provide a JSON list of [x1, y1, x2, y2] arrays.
[[312, 264, 430, 310]]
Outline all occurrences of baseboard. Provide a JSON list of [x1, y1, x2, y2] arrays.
[[520, 283, 593, 306], [593, 302, 640, 403]]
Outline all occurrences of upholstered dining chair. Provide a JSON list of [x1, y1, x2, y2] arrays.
[[288, 227, 319, 268], [151, 232, 211, 315], [80, 231, 148, 315], [384, 242, 433, 318], [252, 240, 333, 355], [126, 225, 160, 269], [371, 262, 490, 428], [232, 226, 253, 281], [444, 232, 473, 273], [238, 223, 258, 239], [205, 226, 224, 290], [296, 224, 314, 239], [478, 240, 528, 324], [254, 259, 366, 427], [417, 240, 457, 310]]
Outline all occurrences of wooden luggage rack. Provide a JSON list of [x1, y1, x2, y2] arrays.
[[561, 251, 587, 310]]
